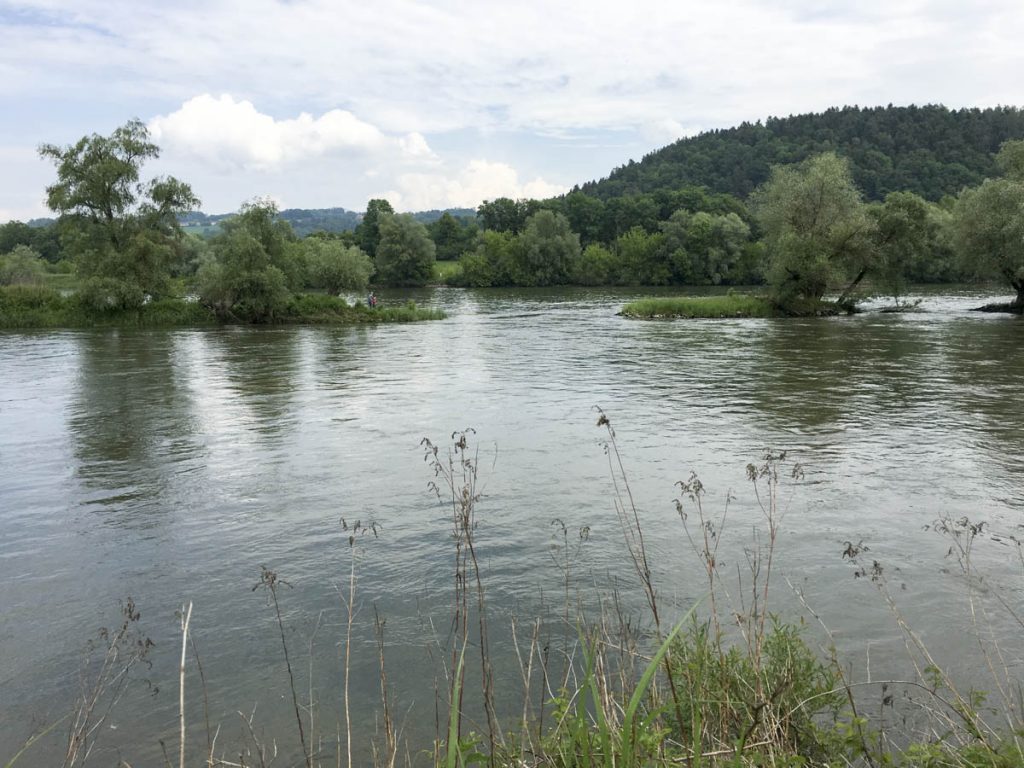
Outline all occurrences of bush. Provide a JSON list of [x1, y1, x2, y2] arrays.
[[668, 619, 842, 757], [77, 277, 146, 312], [0, 244, 47, 286]]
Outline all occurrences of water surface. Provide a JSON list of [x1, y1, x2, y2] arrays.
[[2, 286, 1022, 763]]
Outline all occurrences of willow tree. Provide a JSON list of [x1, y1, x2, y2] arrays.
[[952, 140, 1024, 310], [375, 213, 435, 286], [39, 119, 198, 305], [750, 153, 871, 305]]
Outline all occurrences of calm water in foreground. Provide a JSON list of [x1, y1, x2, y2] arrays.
[[1, 286, 1022, 764]]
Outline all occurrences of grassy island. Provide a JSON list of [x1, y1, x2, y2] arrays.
[[0, 285, 443, 329], [620, 293, 845, 319]]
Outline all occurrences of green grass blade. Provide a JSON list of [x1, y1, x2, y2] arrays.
[[622, 600, 702, 767], [446, 641, 467, 768], [4, 715, 67, 768]]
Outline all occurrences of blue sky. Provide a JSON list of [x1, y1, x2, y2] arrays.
[[1, 0, 1022, 220]]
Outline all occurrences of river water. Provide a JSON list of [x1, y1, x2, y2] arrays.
[[1, 286, 1022, 764]]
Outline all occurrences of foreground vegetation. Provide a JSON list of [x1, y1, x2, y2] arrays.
[[12, 418, 1024, 768]]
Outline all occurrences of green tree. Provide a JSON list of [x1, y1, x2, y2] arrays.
[[866, 191, 932, 302], [356, 198, 395, 257], [750, 153, 872, 303], [660, 210, 751, 285], [563, 191, 606, 246], [197, 200, 298, 321], [477, 197, 530, 234], [614, 226, 668, 285], [0, 244, 46, 285], [571, 243, 618, 285], [518, 210, 580, 285], [428, 212, 465, 260], [375, 213, 435, 286], [952, 178, 1024, 308], [0, 221, 35, 254], [470, 230, 522, 285], [38, 119, 199, 301], [995, 139, 1024, 181], [306, 240, 373, 294]]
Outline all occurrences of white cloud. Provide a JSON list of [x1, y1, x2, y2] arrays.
[[385, 160, 568, 211], [641, 119, 694, 145], [2, 0, 1024, 217], [148, 94, 435, 171], [7, 0, 1024, 138]]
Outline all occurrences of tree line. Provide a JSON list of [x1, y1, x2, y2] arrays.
[[3, 117, 1023, 312]]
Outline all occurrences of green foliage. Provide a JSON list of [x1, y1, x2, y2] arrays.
[[661, 618, 844, 765], [77, 276, 146, 311], [621, 294, 779, 318], [0, 245, 47, 286], [868, 191, 934, 300], [38, 119, 199, 299], [452, 251, 493, 287], [375, 213, 436, 286], [284, 293, 444, 323], [518, 210, 581, 286], [0, 284, 217, 328], [429, 212, 476, 261], [432, 259, 464, 284], [197, 200, 307, 321], [660, 210, 753, 285], [562, 191, 606, 245], [995, 139, 1024, 181], [305, 239, 373, 294], [198, 231, 290, 322], [952, 178, 1024, 306], [572, 243, 618, 286], [614, 226, 668, 285], [356, 198, 395, 257], [476, 197, 538, 234], [751, 153, 872, 302], [580, 105, 1024, 202], [0, 220, 61, 262]]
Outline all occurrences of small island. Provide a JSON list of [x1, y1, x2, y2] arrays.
[[620, 294, 846, 319], [1, 122, 445, 330]]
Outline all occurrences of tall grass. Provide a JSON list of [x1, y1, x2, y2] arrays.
[[620, 294, 779, 319], [620, 294, 848, 318]]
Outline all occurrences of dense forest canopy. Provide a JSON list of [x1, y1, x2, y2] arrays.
[[579, 105, 1024, 202]]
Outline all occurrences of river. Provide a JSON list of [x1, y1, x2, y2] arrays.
[[1, 286, 1022, 764]]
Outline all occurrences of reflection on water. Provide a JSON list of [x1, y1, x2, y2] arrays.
[[1, 286, 1022, 764]]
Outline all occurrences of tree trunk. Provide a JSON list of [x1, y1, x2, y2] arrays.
[[836, 268, 868, 307]]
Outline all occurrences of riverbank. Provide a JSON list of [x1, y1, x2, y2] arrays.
[[0, 285, 444, 329]]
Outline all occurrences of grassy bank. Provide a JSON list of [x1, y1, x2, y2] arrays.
[[0, 285, 444, 329], [621, 293, 847, 318]]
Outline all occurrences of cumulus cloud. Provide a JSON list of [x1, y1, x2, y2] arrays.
[[384, 160, 568, 211], [641, 119, 695, 145], [148, 94, 435, 171]]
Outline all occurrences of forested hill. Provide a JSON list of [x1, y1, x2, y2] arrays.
[[580, 105, 1024, 202]]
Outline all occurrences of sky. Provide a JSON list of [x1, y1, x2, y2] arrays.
[[1, 0, 1022, 221]]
